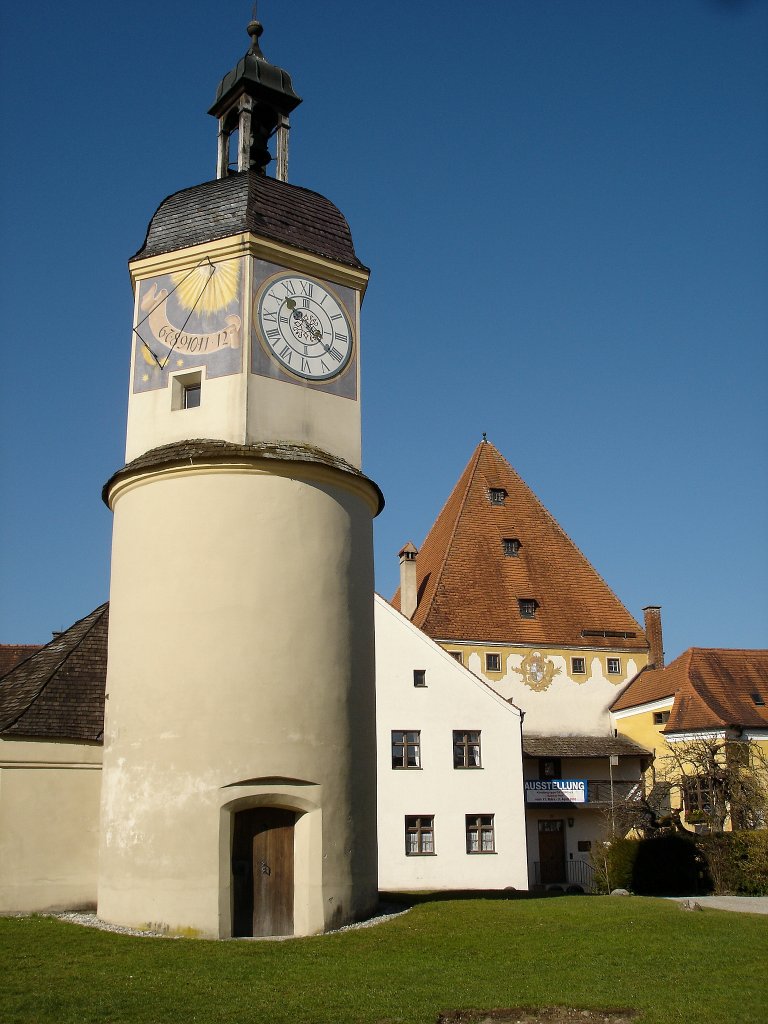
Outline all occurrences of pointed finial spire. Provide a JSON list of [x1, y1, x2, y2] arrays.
[[482, 432, 487, 442], [247, 11, 265, 59]]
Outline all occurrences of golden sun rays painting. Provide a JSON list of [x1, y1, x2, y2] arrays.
[[132, 257, 244, 393], [171, 259, 240, 315]]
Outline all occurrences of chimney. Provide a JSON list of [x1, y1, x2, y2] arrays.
[[398, 542, 419, 619], [643, 606, 664, 669]]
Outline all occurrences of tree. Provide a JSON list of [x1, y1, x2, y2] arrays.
[[661, 734, 768, 833], [600, 736, 768, 840]]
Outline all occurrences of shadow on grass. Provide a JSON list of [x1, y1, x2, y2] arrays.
[[379, 887, 585, 908]]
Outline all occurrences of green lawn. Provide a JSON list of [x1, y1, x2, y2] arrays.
[[2, 897, 766, 1024]]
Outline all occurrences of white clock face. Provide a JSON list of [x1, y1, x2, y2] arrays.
[[257, 274, 354, 381]]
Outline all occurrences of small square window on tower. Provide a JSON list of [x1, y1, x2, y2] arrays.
[[171, 369, 203, 411], [413, 669, 427, 688], [518, 598, 538, 619], [485, 652, 501, 673], [502, 538, 521, 557], [183, 383, 201, 409], [488, 488, 507, 505]]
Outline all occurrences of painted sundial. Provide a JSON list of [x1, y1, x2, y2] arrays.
[[132, 257, 244, 393]]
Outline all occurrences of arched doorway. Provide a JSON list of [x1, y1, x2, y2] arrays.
[[232, 807, 295, 936]]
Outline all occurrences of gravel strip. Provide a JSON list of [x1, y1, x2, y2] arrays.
[[46, 904, 411, 940]]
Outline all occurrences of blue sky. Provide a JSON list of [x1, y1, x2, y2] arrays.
[[1, 0, 766, 660]]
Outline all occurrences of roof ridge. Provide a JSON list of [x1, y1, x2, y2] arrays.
[[0, 604, 108, 734], [419, 442, 485, 622], [690, 647, 768, 655]]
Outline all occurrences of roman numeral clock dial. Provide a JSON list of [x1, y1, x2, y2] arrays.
[[256, 275, 354, 381]]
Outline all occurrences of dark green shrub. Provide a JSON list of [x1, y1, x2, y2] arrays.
[[591, 838, 638, 893], [697, 830, 768, 895], [592, 834, 711, 895], [632, 833, 708, 895]]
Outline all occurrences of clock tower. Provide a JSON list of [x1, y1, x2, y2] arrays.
[[98, 19, 382, 938]]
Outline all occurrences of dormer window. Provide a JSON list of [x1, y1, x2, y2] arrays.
[[489, 488, 507, 505], [518, 598, 538, 619], [502, 538, 521, 557], [752, 692, 765, 706]]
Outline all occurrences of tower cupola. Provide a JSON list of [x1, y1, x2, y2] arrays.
[[209, 18, 301, 181]]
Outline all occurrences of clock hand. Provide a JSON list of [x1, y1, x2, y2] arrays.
[[292, 309, 325, 345]]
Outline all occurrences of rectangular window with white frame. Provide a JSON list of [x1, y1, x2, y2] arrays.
[[606, 657, 622, 675], [485, 652, 501, 673], [466, 814, 495, 854], [391, 730, 421, 769], [453, 730, 481, 768], [405, 815, 434, 855], [571, 656, 586, 675]]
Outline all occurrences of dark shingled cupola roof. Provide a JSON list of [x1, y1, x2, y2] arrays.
[[132, 171, 366, 269], [209, 18, 301, 121]]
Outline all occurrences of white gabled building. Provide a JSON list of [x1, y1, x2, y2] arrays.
[[375, 595, 528, 892]]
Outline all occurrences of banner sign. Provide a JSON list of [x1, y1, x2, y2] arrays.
[[525, 779, 587, 804]]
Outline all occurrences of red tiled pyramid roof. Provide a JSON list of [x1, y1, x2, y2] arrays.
[[391, 441, 647, 649]]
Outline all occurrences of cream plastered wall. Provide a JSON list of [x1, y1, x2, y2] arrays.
[[611, 698, 675, 757], [524, 754, 646, 883], [126, 236, 367, 468], [0, 739, 102, 912], [100, 460, 379, 937], [439, 644, 647, 735], [375, 598, 528, 892]]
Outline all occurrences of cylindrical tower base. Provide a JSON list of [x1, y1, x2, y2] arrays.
[[98, 444, 381, 937]]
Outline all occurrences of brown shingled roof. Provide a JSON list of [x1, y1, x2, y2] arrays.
[[0, 645, 41, 678], [523, 735, 651, 759], [391, 441, 647, 649], [0, 605, 108, 743], [610, 660, 681, 712], [611, 648, 768, 733]]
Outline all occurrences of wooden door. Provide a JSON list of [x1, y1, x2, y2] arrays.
[[538, 819, 566, 884], [232, 808, 295, 937]]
